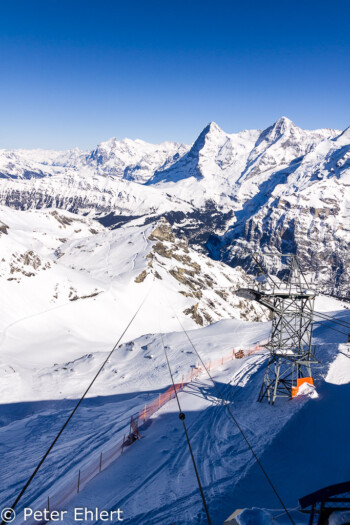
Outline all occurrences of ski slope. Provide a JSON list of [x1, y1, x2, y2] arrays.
[[1, 296, 350, 525], [0, 208, 349, 525], [59, 309, 350, 525]]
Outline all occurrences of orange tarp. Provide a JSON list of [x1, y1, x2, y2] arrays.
[[291, 377, 314, 397]]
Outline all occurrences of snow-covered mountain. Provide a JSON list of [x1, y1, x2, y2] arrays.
[[1, 126, 350, 525], [0, 208, 267, 372], [0, 138, 188, 183], [218, 123, 350, 295], [0, 117, 349, 296], [1, 230, 349, 525], [87, 138, 188, 183]]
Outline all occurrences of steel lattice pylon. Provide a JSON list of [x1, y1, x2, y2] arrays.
[[237, 254, 317, 405]]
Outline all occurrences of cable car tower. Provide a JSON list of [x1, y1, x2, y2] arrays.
[[237, 254, 317, 405]]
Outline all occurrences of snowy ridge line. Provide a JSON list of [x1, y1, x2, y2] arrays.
[[22, 340, 267, 525]]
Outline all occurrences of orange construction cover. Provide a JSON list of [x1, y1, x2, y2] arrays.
[[297, 377, 314, 387], [291, 377, 314, 397]]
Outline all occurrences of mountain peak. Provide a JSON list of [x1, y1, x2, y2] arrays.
[[201, 121, 225, 137], [207, 121, 223, 132], [256, 116, 296, 146], [272, 116, 296, 133], [192, 121, 225, 149], [275, 116, 294, 126], [335, 125, 350, 144]]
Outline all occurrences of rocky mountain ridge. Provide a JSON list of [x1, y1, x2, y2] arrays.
[[0, 207, 267, 348], [0, 117, 349, 296]]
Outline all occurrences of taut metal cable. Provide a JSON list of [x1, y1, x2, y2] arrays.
[[172, 309, 295, 525], [2, 284, 153, 525], [314, 311, 350, 331], [314, 320, 349, 336], [314, 310, 350, 326], [160, 333, 212, 525]]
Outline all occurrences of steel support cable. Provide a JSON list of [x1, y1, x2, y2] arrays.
[[159, 333, 212, 525], [315, 311, 350, 327], [171, 308, 295, 525], [271, 505, 301, 521], [313, 311, 350, 330], [313, 320, 349, 336], [266, 309, 350, 336], [312, 312, 350, 336], [278, 304, 350, 332], [2, 283, 154, 524], [249, 253, 350, 329]]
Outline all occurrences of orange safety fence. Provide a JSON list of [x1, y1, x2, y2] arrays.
[[23, 339, 267, 523]]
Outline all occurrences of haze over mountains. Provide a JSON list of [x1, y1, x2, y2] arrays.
[[0, 116, 349, 296]]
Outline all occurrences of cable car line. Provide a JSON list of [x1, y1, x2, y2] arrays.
[[5, 273, 349, 525], [313, 320, 349, 337], [1, 284, 153, 525], [314, 310, 350, 329], [171, 308, 295, 525], [160, 333, 212, 525]]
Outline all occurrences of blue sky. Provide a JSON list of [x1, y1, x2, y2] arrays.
[[0, 0, 349, 149]]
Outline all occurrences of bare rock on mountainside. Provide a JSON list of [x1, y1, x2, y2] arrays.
[[0, 207, 253, 327], [0, 207, 104, 298], [133, 218, 269, 325], [0, 220, 9, 235], [0, 118, 349, 296], [148, 218, 176, 242]]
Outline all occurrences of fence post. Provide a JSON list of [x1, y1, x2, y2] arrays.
[[99, 452, 103, 472], [181, 375, 184, 388], [77, 470, 81, 493], [47, 496, 50, 512]]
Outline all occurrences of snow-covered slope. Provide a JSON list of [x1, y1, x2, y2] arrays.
[[0, 118, 349, 296], [0, 207, 270, 519], [0, 209, 267, 371], [0, 206, 350, 525], [1, 296, 349, 525]]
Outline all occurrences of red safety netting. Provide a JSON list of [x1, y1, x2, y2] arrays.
[[23, 339, 267, 522]]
